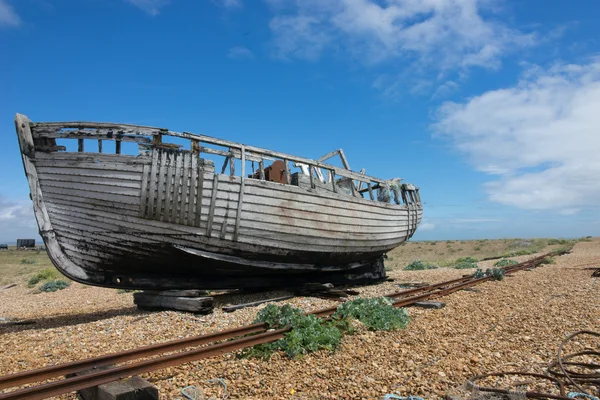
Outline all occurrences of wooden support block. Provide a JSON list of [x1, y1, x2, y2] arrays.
[[411, 301, 445, 309], [143, 289, 209, 297], [134, 292, 214, 314], [71, 368, 158, 400], [96, 376, 158, 400]]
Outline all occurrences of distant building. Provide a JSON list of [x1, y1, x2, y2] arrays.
[[16, 239, 35, 248], [0, 244, 8, 250]]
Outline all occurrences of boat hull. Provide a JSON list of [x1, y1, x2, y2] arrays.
[[15, 114, 423, 290]]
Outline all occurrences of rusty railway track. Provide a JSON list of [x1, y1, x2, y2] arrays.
[[0, 253, 559, 400]]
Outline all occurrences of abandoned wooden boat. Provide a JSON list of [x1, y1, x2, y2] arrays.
[[15, 113, 422, 290]]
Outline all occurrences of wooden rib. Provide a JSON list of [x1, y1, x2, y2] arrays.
[[140, 164, 150, 217], [116, 140, 122, 154], [163, 152, 175, 223], [78, 139, 84, 152], [195, 164, 204, 227], [206, 174, 219, 237], [170, 152, 183, 224], [187, 154, 198, 226], [178, 152, 190, 225], [155, 150, 168, 220], [147, 150, 159, 219], [98, 140, 103, 153], [234, 146, 246, 241]]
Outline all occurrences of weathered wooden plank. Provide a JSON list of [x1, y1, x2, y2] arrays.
[[40, 179, 141, 195], [31, 122, 166, 135], [41, 185, 140, 205], [44, 194, 140, 215], [31, 129, 153, 144], [36, 166, 143, 180], [34, 151, 150, 164], [38, 173, 142, 189], [134, 293, 214, 313], [144, 290, 209, 297], [222, 295, 294, 313]]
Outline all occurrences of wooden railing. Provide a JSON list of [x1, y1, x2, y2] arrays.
[[30, 121, 421, 205]]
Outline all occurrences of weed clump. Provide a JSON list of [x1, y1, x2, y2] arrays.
[[20, 259, 36, 265], [542, 256, 556, 264], [27, 268, 59, 287], [39, 279, 70, 292], [335, 297, 410, 331], [403, 260, 434, 271], [473, 268, 504, 280], [243, 299, 409, 360], [454, 257, 478, 269], [494, 258, 518, 267]]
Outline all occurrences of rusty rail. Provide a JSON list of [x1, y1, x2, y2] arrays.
[[0, 252, 561, 399]]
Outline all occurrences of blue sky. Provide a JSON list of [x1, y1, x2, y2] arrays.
[[1, 0, 599, 242]]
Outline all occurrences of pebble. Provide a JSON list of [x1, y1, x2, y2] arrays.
[[0, 241, 599, 399]]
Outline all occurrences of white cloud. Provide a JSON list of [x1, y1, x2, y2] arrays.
[[266, 0, 534, 77], [0, 196, 38, 243], [0, 0, 20, 27], [126, 0, 169, 16], [434, 59, 600, 212], [227, 46, 254, 60], [211, 0, 243, 9], [419, 221, 435, 231]]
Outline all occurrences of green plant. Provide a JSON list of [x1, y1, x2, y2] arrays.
[[547, 238, 570, 245], [20, 259, 36, 264], [455, 261, 478, 269], [430, 241, 437, 246], [27, 268, 59, 287], [243, 299, 410, 360], [485, 268, 505, 281], [403, 260, 433, 271], [474, 246, 482, 251], [578, 237, 592, 242], [335, 297, 410, 331], [542, 256, 556, 264], [473, 269, 485, 279], [39, 279, 70, 292], [241, 304, 346, 360], [494, 258, 518, 267], [502, 249, 537, 257], [457, 256, 478, 263]]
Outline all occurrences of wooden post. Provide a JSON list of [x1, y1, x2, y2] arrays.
[[78, 139, 84, 152], [259, 160, 265, 180], [309, 166, 315, 189], [331, 170, 337, 193], [221, 156, 229, 174], [191, 139, 200, 154], [229, 152, 235, 176], [284, 159, 291, 184], [98, 140, 102, 153], [367, 182, 374, 200], [116, 140, 121, 155]]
